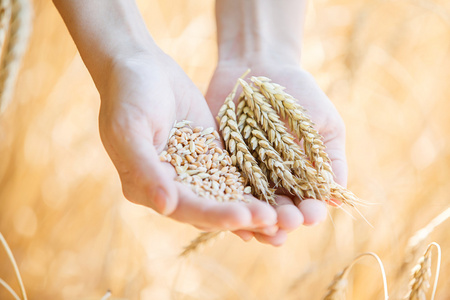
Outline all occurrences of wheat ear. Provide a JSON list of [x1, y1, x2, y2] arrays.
[[180, 232, 223, 256], [405, 242, 441, 300], [252, 76, 333, 178], [238, 78, 324, 186], [0, 0, 32, 112], [238, 101, 324, 200], [238, 103, 295, 187], [323, 252, 389, 300], [218, 80, 274, 204]]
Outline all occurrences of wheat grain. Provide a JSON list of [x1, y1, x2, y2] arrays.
[[159, 121, 251, 203]]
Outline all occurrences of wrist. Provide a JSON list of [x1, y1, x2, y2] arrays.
[[215, 0, 306, 67]]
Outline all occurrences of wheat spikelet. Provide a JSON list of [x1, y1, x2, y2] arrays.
[[0, 0, 32, 112], [405, 242, 441, 300], [180, 231, 222, 256], [238, 78, 326, 188], [238, 78, 298, 161], [238, 101, 325, 200], [323, 269, 348, 300], [252, 76, 333, 178], [330, 183, 360, 207], [218, 81, 275, 204], [406, 249, 432, 300]]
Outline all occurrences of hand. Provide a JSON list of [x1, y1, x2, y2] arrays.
[[97, 51, 280, 233], [206, 62, 346, 244]]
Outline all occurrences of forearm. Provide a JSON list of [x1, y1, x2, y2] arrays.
[[215, 0, 307, 66], [53, 0, 159, 89]]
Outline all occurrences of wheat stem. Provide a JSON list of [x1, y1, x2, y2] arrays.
[[0, 278, 21, 300], [180, 231, 222, 256], [323, 252, 389, 300], [0, 232, 27, 300]]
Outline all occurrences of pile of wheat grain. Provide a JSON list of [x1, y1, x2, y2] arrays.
[[159, 120, 252, 203], [160, 75, 361, 209]]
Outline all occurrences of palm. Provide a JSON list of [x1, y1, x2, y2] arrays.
[[97, 54, 278, 233], [206, 64, 344, 236], [206, 64, 347, 187]]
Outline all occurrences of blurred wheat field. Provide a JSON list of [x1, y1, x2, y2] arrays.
[[1, 0, 450, 299]]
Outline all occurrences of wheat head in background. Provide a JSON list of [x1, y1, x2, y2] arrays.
[[0, 0, 450, 299]]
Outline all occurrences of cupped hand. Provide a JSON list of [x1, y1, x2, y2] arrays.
[[206, 63, 346, 244], [97, 51, 278, 232]]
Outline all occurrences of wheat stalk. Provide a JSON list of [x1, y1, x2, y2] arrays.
[[0, 0, 12, 52], [180, 231, 223, 256], [0, 0, 32, 112], [252, 76, 334, 179], [0, 232, 28, 300], [323, 252, 389, 300], [218, 80, 275, 204]]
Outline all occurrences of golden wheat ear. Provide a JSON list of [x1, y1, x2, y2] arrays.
[[405, 242, 441, 300], [0, 0, 33, 113], [252, 76, 333, 177], [323, 252, 389, 300], [180, 232, 223, 257], [219, 89, 275, 204]]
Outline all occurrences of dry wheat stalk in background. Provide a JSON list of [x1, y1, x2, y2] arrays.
[[0, 232, 28, 300], [323, 252, 388, 300], [0, 0, 32, 112]]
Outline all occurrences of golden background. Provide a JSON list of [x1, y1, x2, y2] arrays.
[[1, 0, 449, 299]]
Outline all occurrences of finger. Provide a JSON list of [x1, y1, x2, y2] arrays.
[[254, 230, 288, 247], [323, 131, 348, 188], [243, 198, 278, 228], [297, 199, 327, 226], [168, 182, 253, 231], [274, 195, 304, 231], [232, 230, 254, 242], [109, 128, 179, 215]]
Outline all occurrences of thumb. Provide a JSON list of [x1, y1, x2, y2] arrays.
[[109, 130, 178, 215]]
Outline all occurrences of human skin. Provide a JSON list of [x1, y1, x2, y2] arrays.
[[207, 0, 347, 244], [52, 0, 346, 246]]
